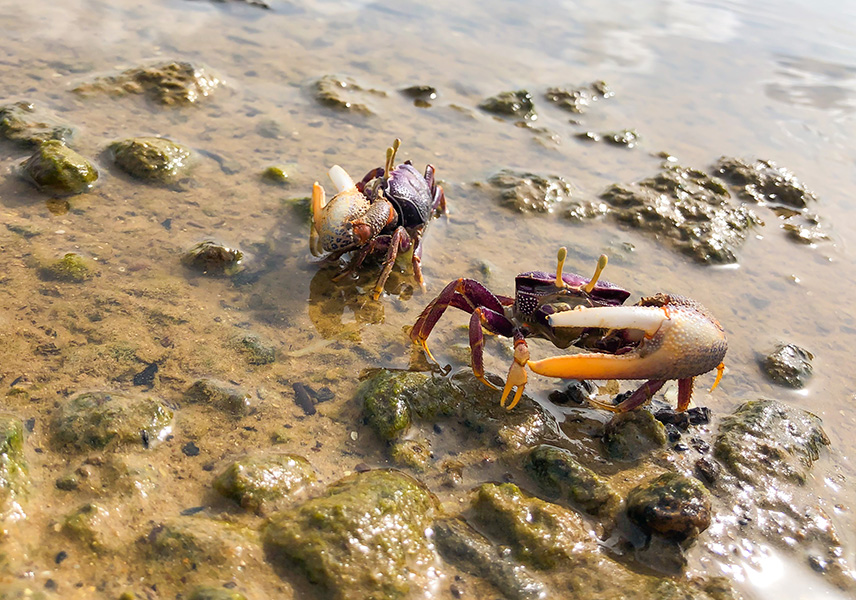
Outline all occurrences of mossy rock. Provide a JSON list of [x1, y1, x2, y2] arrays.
[[625, 473, 711, 542], [213, 453, 316, 512], [19, 140, 97, 195], [0, 416, 29, 518], [264, 469, 437, 600], [470, 482, 592, 570], [713, 399, 829, 486], [389, 439, 431, 471], [39, 252, 94, 283], [73, 61, 221, 106], [52, 391, 174, 452], [232, 333, 276, 365], [61, 503, 115, 553], [185, 379, 252, 417], [187, 587, 247, 600], [525, 444, 620, 517], [601, 410, 667, 461], [760, 343, 813, 388], [0, 101, 74, 147], [182, 241, 244, 277], [479, 90, 535, 119], [109, 137, 192, 182]]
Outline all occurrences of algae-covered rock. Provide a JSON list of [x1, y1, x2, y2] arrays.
[[0, 416, 28, 521], [61, 503, 116, 552], [544, 81, 613, 114], [358, 370, 421, 440], [714, 157, 817, 208], [625, 473, 711, 542], [479, 90, 535, 120], [73, 61, 221, 106], [602, 410, 667, 461], [142, 516, 260, 571], [53, 391, 174, 452], [19, 140, 98, 195], [109, 137, 192, 182], [525, 444, 620, 517], [313, 74, 386, 116], [487, 169, 573, 213], [0, 101, 75, 147], [185, 378, 252, 416], [232, 333, 276, 365], [213, 453, 316, 512], [182, 240, 244, 277], [470, 482, 592, 569], [261, 165, 290, 185], [264, 469, 437, 600], [760, 343, 813, 388], [389, 439, 431, 471], [714, 399, 829, 486], [433, 517, 545, 600], [600, 164, 760, 264], [187, 587, 247, 600], [39, 252, 94, 283]]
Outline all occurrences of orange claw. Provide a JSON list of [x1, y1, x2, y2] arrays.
[[500, 339, 530, 410]]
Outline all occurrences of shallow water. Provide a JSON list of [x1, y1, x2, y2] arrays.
[[1, 0, 856, 598]]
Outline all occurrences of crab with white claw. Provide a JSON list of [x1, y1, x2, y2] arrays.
[[410, 247, 631, 410], [520, 292, 728, 413], [310, 139, 447, 300]]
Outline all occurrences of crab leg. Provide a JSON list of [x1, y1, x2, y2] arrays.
[[310, 183, 325, 256], [372, 226, 412, 300], [468, 306, 517, 391]]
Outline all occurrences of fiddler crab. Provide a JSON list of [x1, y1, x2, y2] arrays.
[[410, 247, 727, 412], [310, 139, 447, 300]]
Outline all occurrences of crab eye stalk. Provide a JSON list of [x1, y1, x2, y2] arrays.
[[554, 246, 568, 288], [582, 254, 609, 294], [384, 138, 402, 180]]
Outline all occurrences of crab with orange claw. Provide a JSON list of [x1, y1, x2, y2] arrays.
[[409, 247, 631, 409], [310, 139, 447, 300], [410, 248, 727, 412]]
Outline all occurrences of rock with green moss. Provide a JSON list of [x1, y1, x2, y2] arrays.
[[19, 140, 98, 195], [313, 74, 385, 116], [714, 399, 829, 486], [62, 503, 114, 552], [600, 164, 760, 264], [0, 416, 28, 521], [487, 169, 572, 213], [625, 473, 711, 542], [479, 90, 535, 120], [39, 252, 94, 283], [185, 379, 252, 416], [109, 137, 192, 182], [264, 469, 437, 600], [182, 241, 244, 277], [187, 587, 247, 600], [52, 390, 174, 452], [214, 453, 316, 512], [601, 410, 667, 461], [0, 101, 75, 147], [760, 343, 813, 388], [525, 444, 620, 517], [470, 482, 593, 569], [432, 517, 545, 600], [358, 370, 420, 440], [262, 165, 291, 185], [389, 439, 431, 471], [73, 61, 221, 106], [232, 333, 276, 365]]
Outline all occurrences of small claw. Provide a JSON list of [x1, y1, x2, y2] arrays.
[[500, 340, 530, 410]]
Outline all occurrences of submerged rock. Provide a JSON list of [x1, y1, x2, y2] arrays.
[[61, 503, 115, 553], [264, 469, 437, 600], [399, 84, 438, 107], [389, 438, 431, 471], [73, 61, 222, 106], [760, 343, 813, 388], [714, 157, 817, 209], [213, 453, 316, 513], [109, 137, 192, 183], [479, 90, 535, 120], [714, 399, 829, 486], [600, 164, 761, 264], [231, 333, 276, 365], [52, 391, 174, 453], [487, 169, 572, 213], [182, 241, 244, 277], [0, 416, 28, 523], [625, 473, 711, 542], [19, 140, 98, 195], [544, 81, 613, 114], [39, 253, 94, 283], [470, 482, 592, 569], [433, 517, 546, 600], [601, 410, 667, 461], [187, 587, 247, 600], [185, 379, 252, 416], [313, 74, 386, 116], [525, 444, 620, 517], [0, 101, 75, 147]]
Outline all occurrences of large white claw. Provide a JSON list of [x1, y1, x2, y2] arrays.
[[547, 305, 666, 337], [328, 165, 356, 194]]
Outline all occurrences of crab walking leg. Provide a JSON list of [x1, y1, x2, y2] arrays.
[[410, 226, 427, 292], [587, 379, 667, 412], [410, 278, 507, 363], [372, 226, 411, 300], [500, 336, 530, 410], [468, 307, 517, 391]]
